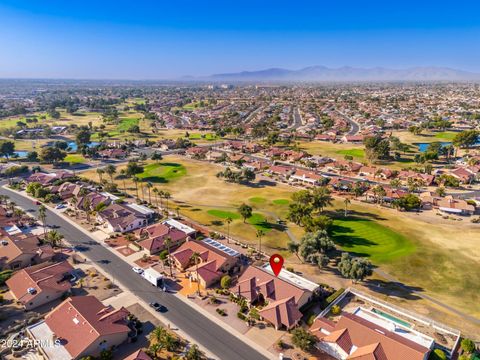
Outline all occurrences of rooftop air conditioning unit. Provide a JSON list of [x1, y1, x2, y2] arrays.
[[1, 240, 8, 246], [27, 287, 37, 295]]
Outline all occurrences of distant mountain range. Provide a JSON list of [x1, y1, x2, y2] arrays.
[[208, 66, 480, 82]]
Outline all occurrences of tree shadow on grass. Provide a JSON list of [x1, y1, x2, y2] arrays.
[[140, 176, 168, 184], [328, 210, 387, 222], [363, 279, 423, 301], [211, 220, 224, 226], [251, 220, 286, 232], [243, 179, 277, 188]]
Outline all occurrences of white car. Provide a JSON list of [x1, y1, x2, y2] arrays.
[[132, 267, 144, 274], [55, 204, 66, 209]]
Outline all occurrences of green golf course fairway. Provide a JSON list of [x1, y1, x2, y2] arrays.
[[137, 162, 186, 183], [332, 216, 416, 263]]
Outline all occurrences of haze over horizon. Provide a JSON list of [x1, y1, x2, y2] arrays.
[[1, 0, 480, 79]]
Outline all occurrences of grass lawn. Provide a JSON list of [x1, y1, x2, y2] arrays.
[[433, 131, 457, 141], [249, 197, 267, 204], [64, 154, 86, 164], [137, 162, 186, 183], [207, 209, 241, 220], [335, 148, 365, 159], [117, 117, 140, 132], [188, 133, 219, 141], [332, 216, 416, 263], [272, 199, 290, 205]]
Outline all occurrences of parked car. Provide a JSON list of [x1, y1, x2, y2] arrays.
[[149, 302, 167, 312], [132, 267, 144, 274], [55, 204, 66, 209]]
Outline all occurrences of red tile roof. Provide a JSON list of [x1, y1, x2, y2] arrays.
[[314, 313, 429, 360], [6, 261, 73, 306], [45, 296, 130, 359]]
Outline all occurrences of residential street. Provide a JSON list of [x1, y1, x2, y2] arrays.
[[0, 186, 269, 360]]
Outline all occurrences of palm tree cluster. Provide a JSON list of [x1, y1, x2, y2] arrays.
[[148, 326, 180, 359]]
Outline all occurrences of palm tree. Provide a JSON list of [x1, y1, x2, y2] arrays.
[[175, 206, 180, 218], [344, 198, 351, 217], [45, 230, 64, 248], [225, 217, 232, 244], [190, 252, 201, 295], [158, 190, 165, 208], [119, 169, 127, 194], [132, 176, 140, 199], [164, 237, 173, 277], [96, 168, 105, 183], [256, 229, 265, 256], [105, 164, 116, 184], [8, 201, 16, 212], [38, 205, 47, 237], [140, 179, 146, 202], [185, 344, 202, 360], [150, 326, 167, 344], [148, 342, 163, 359], [163, 332, 178, 352], [146, 182, 153, 204], [163, 191, 171, 212], [152, 187, 160, 208], [13, 208, 24, 218]]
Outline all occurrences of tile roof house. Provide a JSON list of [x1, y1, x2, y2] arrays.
[[73, 191, 111, 212], [0, 233, 55, 270], [290, 169, 325, 186], [6, 260, 74, 310], [97, 203, 149, 233], [50, 182, 83, 200], [28, 296, 131, 360], [26, 171, 74, 186], [170, 239, 238, 287], [312, 313, 431, 360], [398, 171, 435, 186], [231, 266, 313, 329], [136, 223, 189, 255]]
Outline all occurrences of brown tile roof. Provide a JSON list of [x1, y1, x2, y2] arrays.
[[45, 296, 130, 359], [347, 342, 388, 359], [316, 313, 429, 360], [233, 266, 309, 305], [258, 296, 303, 329], [137, 223, 187, 253], [6, 261, 73, 305], [171, 240, 231, 272], [0, 233, 53, 268], [124, 349, 152, 360]]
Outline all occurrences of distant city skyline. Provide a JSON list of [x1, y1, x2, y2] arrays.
[[1, 0, 480, 79]]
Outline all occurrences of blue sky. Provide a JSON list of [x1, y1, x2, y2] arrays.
[[0, 0, 479, 79]]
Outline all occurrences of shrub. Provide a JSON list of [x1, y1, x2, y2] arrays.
[[430, 349, 447, 360], [324, 288, 345, 307], [220, 275, 232, 289], [216, 308, 227, 316], [277, 340, 285, 349], [237, 312, 246, 320], [286, 266, 295, 272], [158, 250, 169, 260], [291, 327, 317, 351], [460, 338, 476, 354], [331, 304, 341, 315]]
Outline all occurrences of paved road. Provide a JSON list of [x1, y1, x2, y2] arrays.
[[0, 187, 268, 360], [291, 108, 303, 130], [334, 109, 359, 136]]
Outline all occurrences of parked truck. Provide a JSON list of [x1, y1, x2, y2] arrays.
[[141, 267, 164, 287]]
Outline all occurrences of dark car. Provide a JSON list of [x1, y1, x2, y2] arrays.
[[149, 302, 167, 312]]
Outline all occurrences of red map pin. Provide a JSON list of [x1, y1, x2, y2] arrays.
[[269, 254, 284, 277]]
